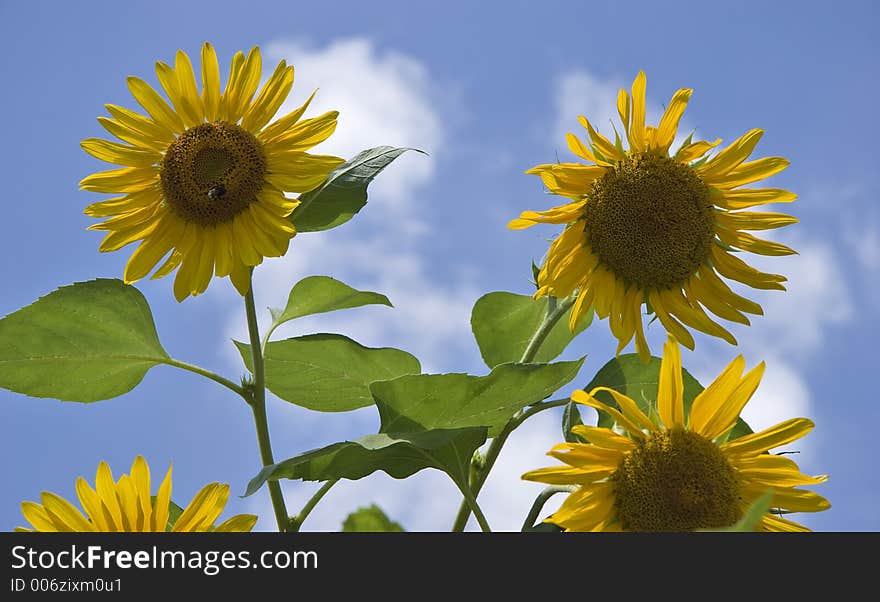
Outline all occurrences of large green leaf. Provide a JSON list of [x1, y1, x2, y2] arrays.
[[268, 275, 391, 330], [342, 504, 405, 532], [584, 354, 751, 439], [371, 358, 585, 437], [245, 428, 487, 496], [0, 279, 169, 402], [290, 146, 418, 232], [471, 292, 592, 368], [236, 334, 421, 412]]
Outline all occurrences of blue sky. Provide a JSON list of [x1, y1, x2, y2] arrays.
[[1, 0, 877, 531]]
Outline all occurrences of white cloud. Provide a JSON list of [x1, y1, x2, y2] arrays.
[[737, 233, 853, 361], [265, 38, 444, 216]]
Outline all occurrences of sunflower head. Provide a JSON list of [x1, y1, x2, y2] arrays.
[[522, 336, 829, 532], [81, 43, 345, 301], [511, 71, 798, 361], [16, 456, 257, 532]]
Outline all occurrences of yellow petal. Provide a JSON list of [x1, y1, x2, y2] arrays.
[[105, 103, 175, 144], [21, 501, 60, 532], [521, 465, 614, 485], [174, 49, 203, 123], [617, 88, 630, 142], [698, 361, 765, 440], [629, 71, 647, 152], [126, 76, 184, 133], [95, 461, 124, 530], [657, 335, 685, 429], [760, 514, 810, 532], [80, 166, 158, 194], [577, 116, 623, 161], [153, 463, 173, 531], [655, 88, 692, 152], [123, 216, 176, 283], [716, 226, 797, 256], [721, 417, 814, 457], [259, 89, 318, 142], [696, 265, 764, 315], [704, 157, 790, 189], [508, 199, 587, 229], [715, 187, 797, 210], [130, 456, 153, 531], [689, 355, 746, 436], [737, 454, 827, 487], [589, 386, 654, 432], [96, 116, 168, 153], [201, 42, 221, 122], [571, 389, 646, 439], [647, 290, 695, 350], [698, 129, 764, 177], [676, 138, 721, 163], [264, 110, 340, 152], [571, 425, 637, 452], [81, 138, 161, 167], [75, 478, 111, 531], [41, 492, 95, 532], [659, 287, 737, 345], [242, 61, 294, 132], [710, 245, 788, 291], [115, 475, 140, 531], [742, 485, 830, 513], [213, 514, 258, 532]]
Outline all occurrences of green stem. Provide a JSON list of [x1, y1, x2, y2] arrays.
[[521, 486, 574, 531], [159, 358, 246, 398], [456, 481, 492, 533], [245, 277, 290, 532], [451, 295, 576, 532], [290, 480, 338, 532]]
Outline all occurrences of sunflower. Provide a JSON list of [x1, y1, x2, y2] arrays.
[[81, 43, 344, 301], [510, 71, 797, 361], [522, 336, 829, 532], [16, 456, 257, 532]]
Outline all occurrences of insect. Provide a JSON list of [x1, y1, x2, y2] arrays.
[[207, 184, 226, 201]]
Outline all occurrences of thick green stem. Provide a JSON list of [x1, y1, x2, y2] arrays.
[[451, 295, 576, 532], [290, 480, 338, 532], [456, 481, 492, 533], [159, 358, 246, 398], [245, 279, 289, 532], [521, 486, 574, 531]]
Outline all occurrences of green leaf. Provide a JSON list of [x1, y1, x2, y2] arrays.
[[585, 354, 751, 438], [236, 334, 421, 412], [290, 146, 419, 232], [371, 358, 585, 437], [0, 279, 169, 402], [562, 401, 585, 443], [471, 292, 592, 368], [701, 490, 772, 532], [342, 504, 405, 532], [245, 428, 487, 496], [267, 275, 391, 329]]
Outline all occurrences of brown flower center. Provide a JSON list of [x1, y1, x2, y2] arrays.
[[160, 122, 266, 226], [613, 427, 741, 531], [582, 154, 715, 290]]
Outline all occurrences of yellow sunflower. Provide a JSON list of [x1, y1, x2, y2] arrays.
[[523, 336, 829, 532], [81, 42, 344, 301], [16, 456, 257, 532], [510, 71, 797, 361]]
